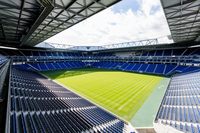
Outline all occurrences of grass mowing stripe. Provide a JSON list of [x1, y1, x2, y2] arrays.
[[43, 69, 163, 122], [109, 78, 157, 108]]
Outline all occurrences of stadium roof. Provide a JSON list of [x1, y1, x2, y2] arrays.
[[36, 39, 199, 52], [37, 38, 159, 51], [0, 0, 120, 47], [161, 0, 200, 43]]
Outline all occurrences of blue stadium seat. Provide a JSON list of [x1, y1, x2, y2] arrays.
[[155, 71, 200, 132], [8, 68, 131, 133]]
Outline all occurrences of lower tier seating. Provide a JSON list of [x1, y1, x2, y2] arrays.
[[8, 68, 134, 133], [92, 61, 200, 76], [155, 71, 200, 133]]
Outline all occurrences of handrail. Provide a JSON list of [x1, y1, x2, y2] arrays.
[[5, 59, 12, 133]]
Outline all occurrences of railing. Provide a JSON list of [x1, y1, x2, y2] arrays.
[[5, 60, 12, 133], [0, 59, 11, 133], [11, 55, 200, 67]]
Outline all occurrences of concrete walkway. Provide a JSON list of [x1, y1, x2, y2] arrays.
[[131, 78, 170, 128]]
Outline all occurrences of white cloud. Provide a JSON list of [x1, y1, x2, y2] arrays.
[[45, 0, 172, 46]]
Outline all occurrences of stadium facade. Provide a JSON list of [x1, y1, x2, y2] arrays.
[[0, 0, 200, 133]]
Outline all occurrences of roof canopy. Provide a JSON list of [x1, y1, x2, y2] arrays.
[[161, 0, 200, 42], [0, 0, 120, 47]]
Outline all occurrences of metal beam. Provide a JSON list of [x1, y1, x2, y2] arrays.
[[27, 0, 77, 43], [169, 19, 200, 26], [171, 31, 199, 35], [170, 25, 200, 31], [163, 0, 195, 9], [161, 0, 200, 42], [0, 1, 39, 16], [29, 0, 102, 44], [167, 10, 199, 20], [54, 3, 86, 17], [0, 22, 5, 40], [16, 0, 25, 35], [0, 14, 34, 23], [20, 0, 54, 46]]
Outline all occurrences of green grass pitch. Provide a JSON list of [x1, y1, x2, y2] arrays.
[[43, 69, 163, 122]]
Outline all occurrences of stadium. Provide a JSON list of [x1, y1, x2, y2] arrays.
[[0, 0, 200, 133]]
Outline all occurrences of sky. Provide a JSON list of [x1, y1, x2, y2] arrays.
[[45, 0, 172, 46]]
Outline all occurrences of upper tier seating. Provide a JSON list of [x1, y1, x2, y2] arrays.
[[15, 61, 86, 71], [2, 47, 200, 76]]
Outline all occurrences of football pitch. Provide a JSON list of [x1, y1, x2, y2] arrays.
[[43, 69, 167, 126]]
